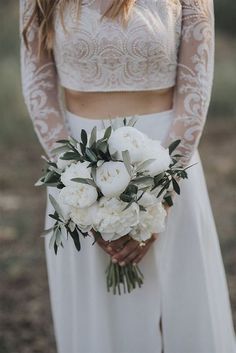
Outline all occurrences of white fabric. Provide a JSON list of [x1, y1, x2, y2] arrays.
[[44, 109, 236, 353], [20, 0, 214, 167]]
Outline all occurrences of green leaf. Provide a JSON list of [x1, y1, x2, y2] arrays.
[[89, 126, 97, 147], [172, 178, 180, 195], [60, 152, 81, 160], [34, 177, 45, 186], [69, 136, 78, 147], [49, 194, 65, 220], [55, 139, 70, 144], [69, 228, 81, 252], [127, 116, 137, 127], [49, 231, 57, 249], [51, 145, 70, 156], [168, 139, 181, 155], [132, 176, 153, 185], [122, 150, 132, 176], [136, 159, 156, 172], [71, 177, 97, 188], [120, 193, 133, 203], [154, 172, 165, 186], [104, 126, 112, 140], [81, 129, 88, 145], [97, 141, 108, 154], [41, 227, 54, 237], [85, 147, 97, 162]]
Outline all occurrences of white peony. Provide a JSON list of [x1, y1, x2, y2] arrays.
[[130, 202, 167, 242], [142, 140, 171, 177], [93, 197, 139, 241], [57, 191, 72, 221], [61, 161, 91, 186], [137, 190, 159, 207], [59, 184, 98, 209], [56, 153, 74, 170], [96, 161, 131, 197], [70, 202, 98, 232], [108, 126, 147, 163]]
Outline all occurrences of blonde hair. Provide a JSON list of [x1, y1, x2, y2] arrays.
[[23, 0, 136, 52]]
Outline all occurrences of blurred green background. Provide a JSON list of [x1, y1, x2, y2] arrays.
[[0, 1, 236, 352]]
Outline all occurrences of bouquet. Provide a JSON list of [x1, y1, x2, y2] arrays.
[[36, 117, 190, 294]]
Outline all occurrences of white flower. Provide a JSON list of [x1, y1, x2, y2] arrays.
[[96, 161, 131, 197], [93, 197, 139, 241], [137, 190, 158, 207], [56, 153, 74, 170], [70, 203, 98, 232], [142, 140, 171, 177], [57, 191, 72, 221], [61, 161, 91, 186], [130, 202, 167, 242], [108, 126, 147, 163], [59, 184, 98, 209]]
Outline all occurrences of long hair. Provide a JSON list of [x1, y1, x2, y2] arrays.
[[23, 0, 136, 52]]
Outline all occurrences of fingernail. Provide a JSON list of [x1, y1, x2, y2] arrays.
[[133, 262, 137, 266], [112, 258, 118, 264], [119, 261, 126, 266], [107, 246, 113, 251]]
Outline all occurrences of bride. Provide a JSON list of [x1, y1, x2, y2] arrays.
[[20, 0, 236, 352]]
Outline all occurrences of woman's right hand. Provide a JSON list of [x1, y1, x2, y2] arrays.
[[95, 233, 132, 257]]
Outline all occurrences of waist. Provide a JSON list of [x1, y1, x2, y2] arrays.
[[65, 107, 174, 143], [63, 87, 174, 120]]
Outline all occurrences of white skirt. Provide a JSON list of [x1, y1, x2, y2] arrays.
[[44, 109, 236, 353]]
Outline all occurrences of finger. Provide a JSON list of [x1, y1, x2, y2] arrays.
[[96, 237, 115, 256], [112, 240, 139, 263], [132, 235, 158, 264], [121, 246, 142, 265], [107, 234, 131, 252]]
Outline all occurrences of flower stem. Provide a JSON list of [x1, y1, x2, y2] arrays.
[[106, 259, 144, 294]]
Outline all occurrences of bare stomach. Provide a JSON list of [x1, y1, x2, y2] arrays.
[[63, 87, 174, 120]]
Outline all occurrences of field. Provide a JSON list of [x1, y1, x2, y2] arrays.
[[0, 2, 236, 352]]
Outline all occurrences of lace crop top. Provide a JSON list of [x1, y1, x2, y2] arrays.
[[20, 0, 215, 166]]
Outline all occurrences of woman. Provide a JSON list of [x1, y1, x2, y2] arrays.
[[20, 1, 236, 352]]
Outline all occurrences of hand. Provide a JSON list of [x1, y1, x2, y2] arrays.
[[109, 233, 158, 266]]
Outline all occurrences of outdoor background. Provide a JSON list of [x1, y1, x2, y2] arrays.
[[0, 1, 235, 352]]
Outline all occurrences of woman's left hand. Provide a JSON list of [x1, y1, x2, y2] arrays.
[[109, 233, 158, 266]]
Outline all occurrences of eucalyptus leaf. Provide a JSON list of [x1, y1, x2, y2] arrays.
[[168, 139, 181, 155], [60, 152, 81, 160], [172, 178, 180, 195], [51, 145, 70, 156], [122, 150, 132, 176], [136, 159, 156, 172], [49, 194, 65, 220], [71, 177, 97, 187], [85, 147, 97, 162], [49, 231, 57, 249], [34, 177, 45, 186], [127, 116, 137, 127], [40, 227, 54, 237], [89, 126, 97, 147], [104, 126, 112, 140], [81, 129, 88, 145], [69, 136, 78, 147]]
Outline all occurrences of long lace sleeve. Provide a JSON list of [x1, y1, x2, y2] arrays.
[[163, 0, 215, 167], [19, 0, 70, 159]]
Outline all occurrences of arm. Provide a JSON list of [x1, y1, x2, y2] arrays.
[[19, 0, 70, 159], [163, 0, 215, 167]]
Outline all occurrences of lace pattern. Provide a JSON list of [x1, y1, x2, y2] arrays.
[[53, 0, 182, 91], [162, 0, 215, 167], [20, 0, 70, 158]]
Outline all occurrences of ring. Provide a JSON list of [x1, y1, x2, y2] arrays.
[[139, 241, 146, 248]]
